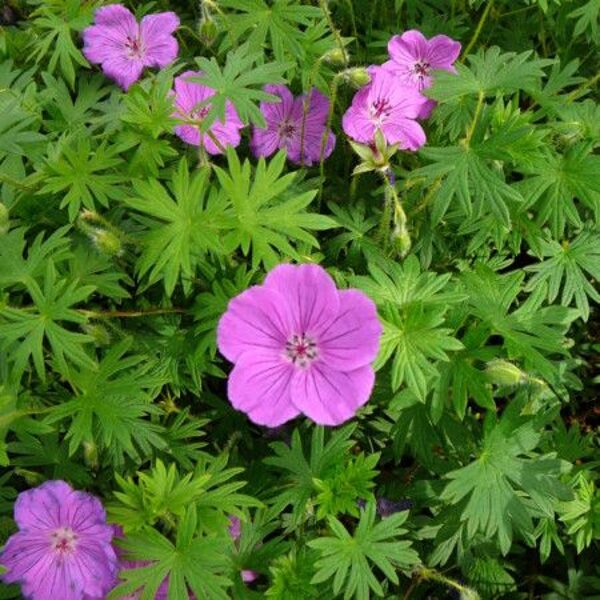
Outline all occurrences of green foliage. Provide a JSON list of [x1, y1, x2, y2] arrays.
[[309, 501, 419, 600]]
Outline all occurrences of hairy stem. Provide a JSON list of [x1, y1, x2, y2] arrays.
[[318, 0, 348, 65], [461, 0, 494, 60]]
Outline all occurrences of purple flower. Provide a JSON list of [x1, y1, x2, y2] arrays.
[[228, 517, 258, 583], [171, 70, 244, 154], [217, 264, 382, 427], [382, 30, 461, 118], [0, 480, 118, 600], [82, 4, 179, 91], [251, 84, 335, 166], [342, 67, 427, 150]]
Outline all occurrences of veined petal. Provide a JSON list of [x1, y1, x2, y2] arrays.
[[140, 12, 180, 68]]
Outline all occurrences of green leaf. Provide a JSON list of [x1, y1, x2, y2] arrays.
[[194, 44, 291, 128], [525, 230, 600, 321], [214, 149, 335, 269], [45, 339, 166, 464], [218, 0, 322, 64], [308, 501, 419, 600], [125, 158, 226, 294], [440, 400, 573, 555], [0, 261, 95, 381]]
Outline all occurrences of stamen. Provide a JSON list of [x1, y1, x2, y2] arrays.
[[285, 333, 318, 368], [278, 121, 297, 140], [50, 527, 78, 554], [369, 98, 392, 123]]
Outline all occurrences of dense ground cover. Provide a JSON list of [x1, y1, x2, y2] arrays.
[[1, 0, 599, 598]]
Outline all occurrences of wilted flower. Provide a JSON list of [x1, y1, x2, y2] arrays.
[[382, 29, 461, 118], [171, 70, 244, 154], [251, 84, 335, 166], [217, 263, 382, 427], [82, 4, 179, 90], [0, 480, 118, 600], [342, 67, 427, 150]]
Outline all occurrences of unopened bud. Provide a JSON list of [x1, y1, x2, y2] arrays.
[[82, 322, 111, 346], [90, 228, 123, 257], [391, 225, 411, 257], [485, 359, 527, 386], [83, 440, 98, 470], [348, 67, 370, 87], [323, 47, 347, 66], [0, 203, 9, 235], [198, 17, 218, 45]]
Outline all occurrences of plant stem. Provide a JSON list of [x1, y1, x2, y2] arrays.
[[79, 307, 186, 319], [464, 90, 485, 146], [461, 0, 494, 60], [566, 71, 600, 104], [318, 0, 348, 65]]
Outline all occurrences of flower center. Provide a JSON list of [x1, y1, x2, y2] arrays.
[[50, 527, 78, 555], [278, 120, 297, 140], [285, 333, 318, 368], [190, 105, 210, 121], [413, 60, 431, 78], [124, 35, 145, 59], [369, 98, 392, 123]]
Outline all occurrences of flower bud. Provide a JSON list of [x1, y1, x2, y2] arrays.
[[0, 202, 9, 235], [391, 225, 411, 257], [485, 359, 527, 386], [323, 47, 347, 66], [198, 16, 218, 46], [83, 440, 99, 470], [90, 228, 123, 257], [347, 67, 370, 87], [82, 322, 111, 346]]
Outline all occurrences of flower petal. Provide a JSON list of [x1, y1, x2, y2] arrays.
[[317, 289, 382, 371], [140, 12, 180, 68], [426, 34, 462, 69], [381, 117, 426, 150], [263, 264, 340, 334], [13, 480, 70, 530], [388, 30, 428, 64], [228, 351, 299, 426], [250, 126, 282, 159], [102, 56, 144, 90], [82, 4, 137, 65], [217, 286, 293, 363], [291, 364, 375, 426], [342, 102, 375, 143]]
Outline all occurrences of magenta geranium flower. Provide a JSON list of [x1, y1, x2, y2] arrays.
[[342, 67, 428, 150], [0, 480, 117, 600], [382, 30, 461, 118], [171, 70, 244, 154], [250, 84, 335, 166], [82, 4, 179, 91], [217, 264, 382, 427]]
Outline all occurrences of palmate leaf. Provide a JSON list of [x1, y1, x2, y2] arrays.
[[515, 145, 600, 238], [264, 425, 356, 527], [194, 44, 291, 128], [351, 256, 464, 399], [440, 399, 573, 555], [45, 339, 166, 464], [125, 158, 227, 294], [462, 266, 579, 385], [414, 144, 522, 227], [214, 148, 335, 269], [39, 136, 126, 221], [524, 230, 600, 321], [428, 47, 552, 101], [0, 100, 44, 161], [0, 261, 95, 381], [110, 507, 231, 600], [569, 0, 600, 40], [218, 0, 321, 64], [29, 0, 92, 88], [308, 502, 419, 600]]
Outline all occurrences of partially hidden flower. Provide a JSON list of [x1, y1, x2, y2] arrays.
[[171, 70, 244, 154], [251, 84, 335, 166], [82, 4, 179, 91], [342, 67, 428, 150], [0, 480, 118, 600], [382, 29, 461, 118], [228, 516, 258, 583], [217, 263, 382, 427]]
